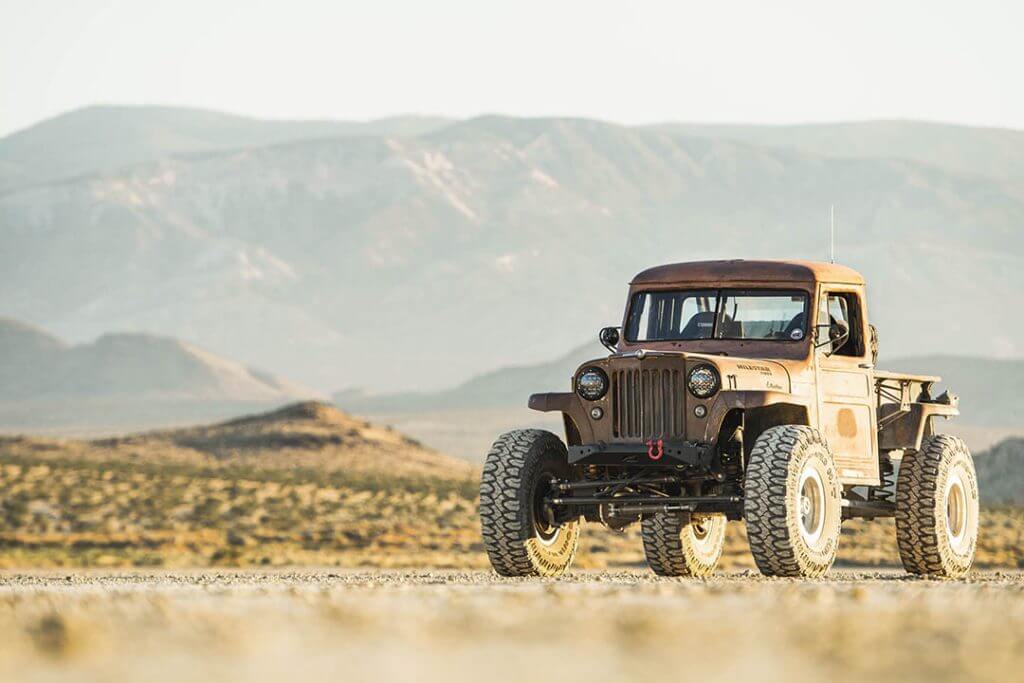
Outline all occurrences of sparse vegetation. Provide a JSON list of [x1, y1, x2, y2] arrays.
[[0, 447, 1020, 571], [0, 402, 1020, 570], [0, 455, 481, 569]]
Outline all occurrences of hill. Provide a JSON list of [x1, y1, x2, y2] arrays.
[[0, 105, 451, 191], [976, 438, 1024, 505], [0, 401, 476, 568], [3, 109, 1023, 394], [0, 318, 320, 433], [1, 400, 470, 480]]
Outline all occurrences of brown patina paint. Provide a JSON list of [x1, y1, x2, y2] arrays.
[[837, 408, 858, 438]]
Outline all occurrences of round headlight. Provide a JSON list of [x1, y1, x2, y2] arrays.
[[687, 364, 720, 399], [576, 367, 608, 401]]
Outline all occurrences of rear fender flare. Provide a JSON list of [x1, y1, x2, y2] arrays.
[[878, 402, 958, 452]]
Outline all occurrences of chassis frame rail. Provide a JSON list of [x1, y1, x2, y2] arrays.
[[549, 494, 742, 516]]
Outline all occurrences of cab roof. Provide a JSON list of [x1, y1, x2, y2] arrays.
[[630, 259, 864, 286]]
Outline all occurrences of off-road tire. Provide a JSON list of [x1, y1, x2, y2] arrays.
[[743, 425, 842, 578], [641, 512, 726, 577], [479, 429, 580, 577], [895, 434, 978, 578]]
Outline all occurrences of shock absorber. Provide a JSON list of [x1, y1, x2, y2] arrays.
[[720, 425, 744, 486]]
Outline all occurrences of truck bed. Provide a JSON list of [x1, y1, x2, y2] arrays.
[[873, 369, 941, 385], [874, 368, 957, 451]]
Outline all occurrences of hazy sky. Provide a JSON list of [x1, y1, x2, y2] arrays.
[[2, 0, 1022, 137]]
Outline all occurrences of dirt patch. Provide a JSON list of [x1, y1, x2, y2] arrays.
[[0, 569, 1020, 682]]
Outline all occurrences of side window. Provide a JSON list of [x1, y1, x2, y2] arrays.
[[821, 292, 865, 357]]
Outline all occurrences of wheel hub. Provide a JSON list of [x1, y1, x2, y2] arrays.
[[797, 464, 826, 545], [532, 475, 561, 546], [690, 516, 711, 543], [945, 471, 968, 549]]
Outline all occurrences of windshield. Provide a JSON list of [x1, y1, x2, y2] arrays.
[[625, 289, 809, 342]]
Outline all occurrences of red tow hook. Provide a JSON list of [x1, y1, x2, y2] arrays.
[[646, 438, 664, 461]]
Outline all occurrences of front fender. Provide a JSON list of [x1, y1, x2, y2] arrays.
[[528, 392, 575, 413], [529, 392, 596, 443], [703, 390, 812, 442]]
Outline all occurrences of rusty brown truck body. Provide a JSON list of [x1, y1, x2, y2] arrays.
[[480, 260, 979, 579]]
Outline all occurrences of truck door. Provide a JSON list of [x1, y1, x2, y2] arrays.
[[814, 285, 880, 486]]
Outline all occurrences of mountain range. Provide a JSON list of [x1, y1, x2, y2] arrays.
[[334, 342, 1024, 462], [0, 317, 319, 433], [649, 120, 1024, 191], [335, 343, 1024, 429], [333, 342, 603, 412], [2, 105, 1022, 395], [0, 105, 451, 192]]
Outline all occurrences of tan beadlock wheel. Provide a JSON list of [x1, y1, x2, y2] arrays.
[[479, 429, 580, 577], [642, 512, 726, 577]]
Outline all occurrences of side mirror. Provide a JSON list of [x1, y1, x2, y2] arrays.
[[599, 326, 620, 352]]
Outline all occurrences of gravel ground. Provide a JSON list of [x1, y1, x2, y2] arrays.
[[1, 569, 1021, 682], [1, 566, 1022, 588]]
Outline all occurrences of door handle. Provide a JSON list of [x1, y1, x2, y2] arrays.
[[859, 363, 874, 369]]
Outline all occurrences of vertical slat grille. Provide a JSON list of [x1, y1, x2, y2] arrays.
[[612, 366, 685, 439]]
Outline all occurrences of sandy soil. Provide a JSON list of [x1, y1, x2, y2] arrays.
[[1, 569, 1021, 683]]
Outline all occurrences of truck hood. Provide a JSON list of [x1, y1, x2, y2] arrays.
[[585, 350, 793, 394]]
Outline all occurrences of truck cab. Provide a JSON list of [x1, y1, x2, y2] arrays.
[[480, 260, 978, 580]]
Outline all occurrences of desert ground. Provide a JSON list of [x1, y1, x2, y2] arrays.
[[2, 569, 1022, 683], [0, 434, 1021, 570], [0, 402, 1021, 682]]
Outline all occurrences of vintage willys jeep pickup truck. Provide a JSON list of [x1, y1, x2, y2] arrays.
[[480, 260, 978, 578]]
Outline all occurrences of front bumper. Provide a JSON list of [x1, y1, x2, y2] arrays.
[[568, 440, 713, 468]]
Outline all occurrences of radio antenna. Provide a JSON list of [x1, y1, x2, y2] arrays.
[[829, 204, 836, 264]]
